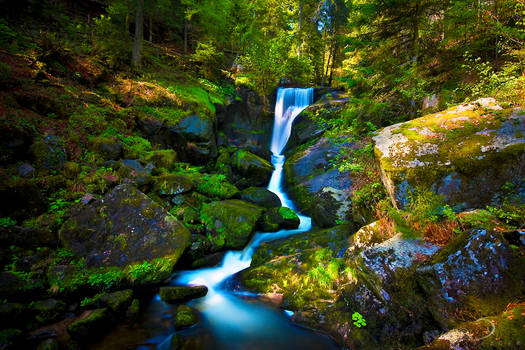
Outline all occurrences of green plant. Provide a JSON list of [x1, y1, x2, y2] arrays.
[[0, 217, 16, 228], [352, 312, 367, 328]]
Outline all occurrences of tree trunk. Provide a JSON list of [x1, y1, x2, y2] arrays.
[[149, 15, 153, 42], [184, 19, 189, 54], [132, 0, 144, 68]]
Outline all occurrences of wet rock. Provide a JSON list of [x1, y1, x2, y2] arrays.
[[58, 184, 190, 269], [83, 289, 134, 314], [238, 187, 281, 208], [284, 137, 354, 227], [232, 149, 274, 187], [159, 285, 208, 303], [143, 149, 178, 170], [200, 199, 264, 251], [67, 308, 114, 340], [126, 299, 140, 320], [18, 163, 35, 177], [0, 225, 57, 249], [373, 98, 524, 210], [32, 299, 66, 325], [191, 251, 226, 269], [261, 207, 300, 232], [174, 305, 199, 328], [285, 91, 349, 154], [88, 136, 122, 160]]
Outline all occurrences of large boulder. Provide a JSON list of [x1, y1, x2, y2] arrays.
[[284, 137, 354, 228], [231, 149, 274, 187], [238, 187, 281, 208], [58, 184, 190, 268], [67, 308, 114, 340], [200, 199, 264, 251], [159, 285, 208, 303], [261, 207, 300, 232], [373, 98, 525, 210]]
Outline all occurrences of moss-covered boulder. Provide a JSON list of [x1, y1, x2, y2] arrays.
[[31, 298, 66, 325], [31, 135, 66, 170], [67, 308, 114, 340], [174, 305, 199, 328], [82, 289, 134, 314], [373, 98, 524, 210], [284, 137, 354, 228], [200, 199, 264, 251], [88, 136, 122, 160], [238, 187, 281, 208], [159, 285, 208, 303], [0, 177, 47, 222], [261, 207, 300, 232], [119, 159, 151, 188], [231, 149, 274, 187], [143, 149, 178, 170], [153, 174, 194, 197], [58, 184, 190, 269]]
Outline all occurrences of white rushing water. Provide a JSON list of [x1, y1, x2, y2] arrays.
[[154, 87, 336, 349]]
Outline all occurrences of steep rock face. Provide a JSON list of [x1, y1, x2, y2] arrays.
[[59, 184, 190, 268], [284, 137, 354, 228], [216, 87, 274, 160], [138, 114, 217, 164], [373, 98, 525, 210], [285, 91, 349, 154]]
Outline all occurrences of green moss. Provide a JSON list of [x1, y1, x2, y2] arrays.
[[278, 207, 298, 220], [175, 305, 199, 328], [194, 173, 239, 199]]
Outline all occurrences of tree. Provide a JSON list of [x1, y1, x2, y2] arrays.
[[132, 0, 144, 67]]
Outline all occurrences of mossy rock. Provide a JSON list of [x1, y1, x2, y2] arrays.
[[88, 136, 122, 161], [373, 98, 525, 210], [126, 299, 140, 320], [31, 135, 66, 170], [0, 303, 28, 330], [143, 149, 178, 170], [31, 298, 66, 325], [58, 184, 190, 269], [174, 305, 199, 328], [261, 207, 300, 232], [67, 308, 114, 340], [158, 285, 208, 303], [238, 187, 281, 208], [193, 173, 239, 199], [200, 199, 263, 251], [61, 161, 81, 179], [153, 174, 194, 197], [83, 289, 133, 314], [119, 160, 151, 189], [232, 149, 274, 187]]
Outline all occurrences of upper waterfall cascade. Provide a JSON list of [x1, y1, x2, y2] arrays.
[[270, 87, 314, 155]]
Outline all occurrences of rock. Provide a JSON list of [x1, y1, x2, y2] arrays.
[[58, 184, 190, 269], [88, 137, 122, 160], [0, 328, 23, 349], [119, 159, 151, 188], [417, 229, 524, 328], [32, 299, 67, 325], [81, 193, 95, 205], [84, 289, 134, 314], [422, 94, 440, 115], [18, 163, 35, 177], [158, 285, 208, 303], [191, 251, 226, 269], [36, 338, 60, 350], [0, 225, 57, 249], [200, 200, 264, 251], [31, 135, 66, 170], [0, 177, 47, 221], [285, 92, 349, 154], [0, 303, 28, 329], [232, 149, 274, 187], [238, 187, 281, 208], [192, 173, 239, 199], [67, 308, 114, 340], [143, 149, 178, 170], [126, 299, 140, 320], [261, 207, 300, 232], [216, 87, 274, 159], [0, 126, 33, 165], [153, 174, 194, 197], [373, 99, 524, 210], [174, 305, 199, 328], [284, 137, 354, 228]]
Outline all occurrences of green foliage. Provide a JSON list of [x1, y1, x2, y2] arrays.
[[92, 14, 131, 69], [87, 268, 123, 291], [352, 312, 367, 328], [0, 217, 16, 228], [192, 41, 225, 81], [406, 187, 446, 224]]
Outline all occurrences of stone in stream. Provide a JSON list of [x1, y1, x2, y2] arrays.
[[67, 308, 114, 340], [373, 98, 524, 210], [174, 305, 199, 328], [238, 186, 281, 208], [261, 207, 300, 232], [159, 285, 208, 303]]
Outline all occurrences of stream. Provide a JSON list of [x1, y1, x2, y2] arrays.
[[94, 88, 339, 350]]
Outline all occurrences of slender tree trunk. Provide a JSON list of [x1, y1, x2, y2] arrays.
[[297, 0, 303, 57], [324, 41, 333, 86], [184, 19, 189, 54], [328, 42, 337, 86], [132, 0, 144, 68], [149, 15, 153, 42]]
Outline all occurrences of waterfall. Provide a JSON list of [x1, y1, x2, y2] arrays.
[[270, 87, 314, 156]]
